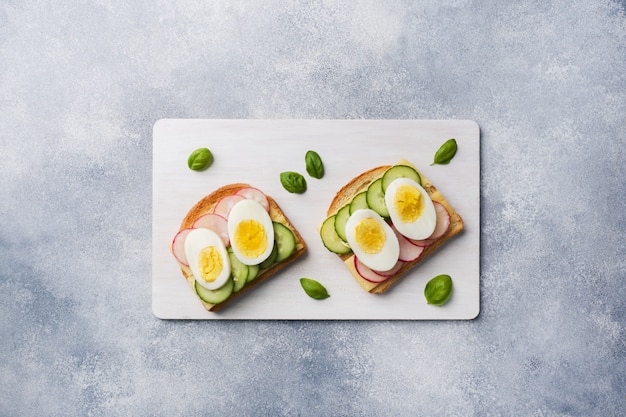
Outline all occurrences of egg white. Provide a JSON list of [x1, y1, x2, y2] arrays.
[[184, 228, 231, 290], [384, 177, 437, 240], [345, 208, 400, 272], [227, 199, 275, 265]]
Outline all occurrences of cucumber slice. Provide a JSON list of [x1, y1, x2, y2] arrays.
[[381, 165, 421, 191], [259, 241, 279, 269], [195, 278, 234, 305], [320, 215, 352, 254], [246, 264, 260, 283], [366, 177, 389, 217], [273, 222, 296, 262], [349, 192, 369, 214], [334, 204, 351, 242], [228, 249, 249, 292]]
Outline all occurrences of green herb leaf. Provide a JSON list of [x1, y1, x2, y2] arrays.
[[280, 171, 307, 194], [187, 147, 214, 171], [424, 274, 453, 305], [305, 150, 324, 179], [431, 138, 457, 165], [300, 278, 330, 300]]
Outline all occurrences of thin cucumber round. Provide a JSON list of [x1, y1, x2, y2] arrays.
[[366, 177, 389, 217], [228, 250, 249, 292], [349, 191, 369, 215], [381, 165, 422, 191], [334, 204, 351, 242], [195, 278, 234, 305], [259, 241, 279, 269], [273, 222, 296, 262], [320, 215, 352, 254], [246, 264, 260, 283]]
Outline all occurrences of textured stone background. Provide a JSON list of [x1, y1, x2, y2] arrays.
[[1, 1, 624, 416]]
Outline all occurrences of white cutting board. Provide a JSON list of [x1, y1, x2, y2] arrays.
[[152, 119, 480, 320]]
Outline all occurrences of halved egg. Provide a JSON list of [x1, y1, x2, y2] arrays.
[[184, 228, 231, 290], [345, 208, 400, 272], [227, 199, 275, 265], [384, 177, 436, 240]]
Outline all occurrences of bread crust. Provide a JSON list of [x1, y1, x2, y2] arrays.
[[174, 183, 307, 311], [327, 162, 463, 293]]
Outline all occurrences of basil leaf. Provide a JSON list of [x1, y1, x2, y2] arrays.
[[300, 278, 330, 300], [187, 147, 214, 171], [280, 171, 307, 194], [305, 150, 324, 179], [431, 138, 457, 165], [424, 274, 453, 305]]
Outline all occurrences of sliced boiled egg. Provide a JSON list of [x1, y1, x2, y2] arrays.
[[345, 208, 400, 272], [184, 228, 231, 290], [227, 199, 275, 265], [384, 177, 436, 240]]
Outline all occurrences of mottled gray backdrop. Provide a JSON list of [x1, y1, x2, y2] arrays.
[[1, 1, 624, 416]]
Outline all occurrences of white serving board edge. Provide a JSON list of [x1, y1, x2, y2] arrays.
[[152, 119, 480, 320]]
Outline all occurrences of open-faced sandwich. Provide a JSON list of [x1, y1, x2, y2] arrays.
[[320, 160, 463, 293], [171, 184, 307, 311]]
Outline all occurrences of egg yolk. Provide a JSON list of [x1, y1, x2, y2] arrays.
[[234, 220, 268, 258], [355, 218, 386, 254], [394, 185, 423, 222], [198, 246, 224, 283]]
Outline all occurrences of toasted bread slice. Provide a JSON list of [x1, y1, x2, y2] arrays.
[[325, 161, 463, 293], [174, 183, 307, 311]]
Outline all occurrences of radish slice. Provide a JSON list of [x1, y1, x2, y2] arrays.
[[408, 238, 435, 247], [354, 257, 404, 283], [213, 195, 245, 218], [236, 187, 270, 212], [192, 213, 230, 246], [393, 227, 425, 262], [374, 260, 404, 277], [427, 201, 450, 239], [171, 228, 194, 266]]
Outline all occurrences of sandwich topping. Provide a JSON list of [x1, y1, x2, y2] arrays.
[[354, 217, 386, 254], [385, 177, 437, 241], [172, 186, 300, 307], [198, 247, 225, 283], [392, 184, 423, 222], [320, 163, 453, 284], [233, 220, 268, 258], [227, 199, 274, 265], [184, 228, 231, 290], [345, 209, 399, 272]]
